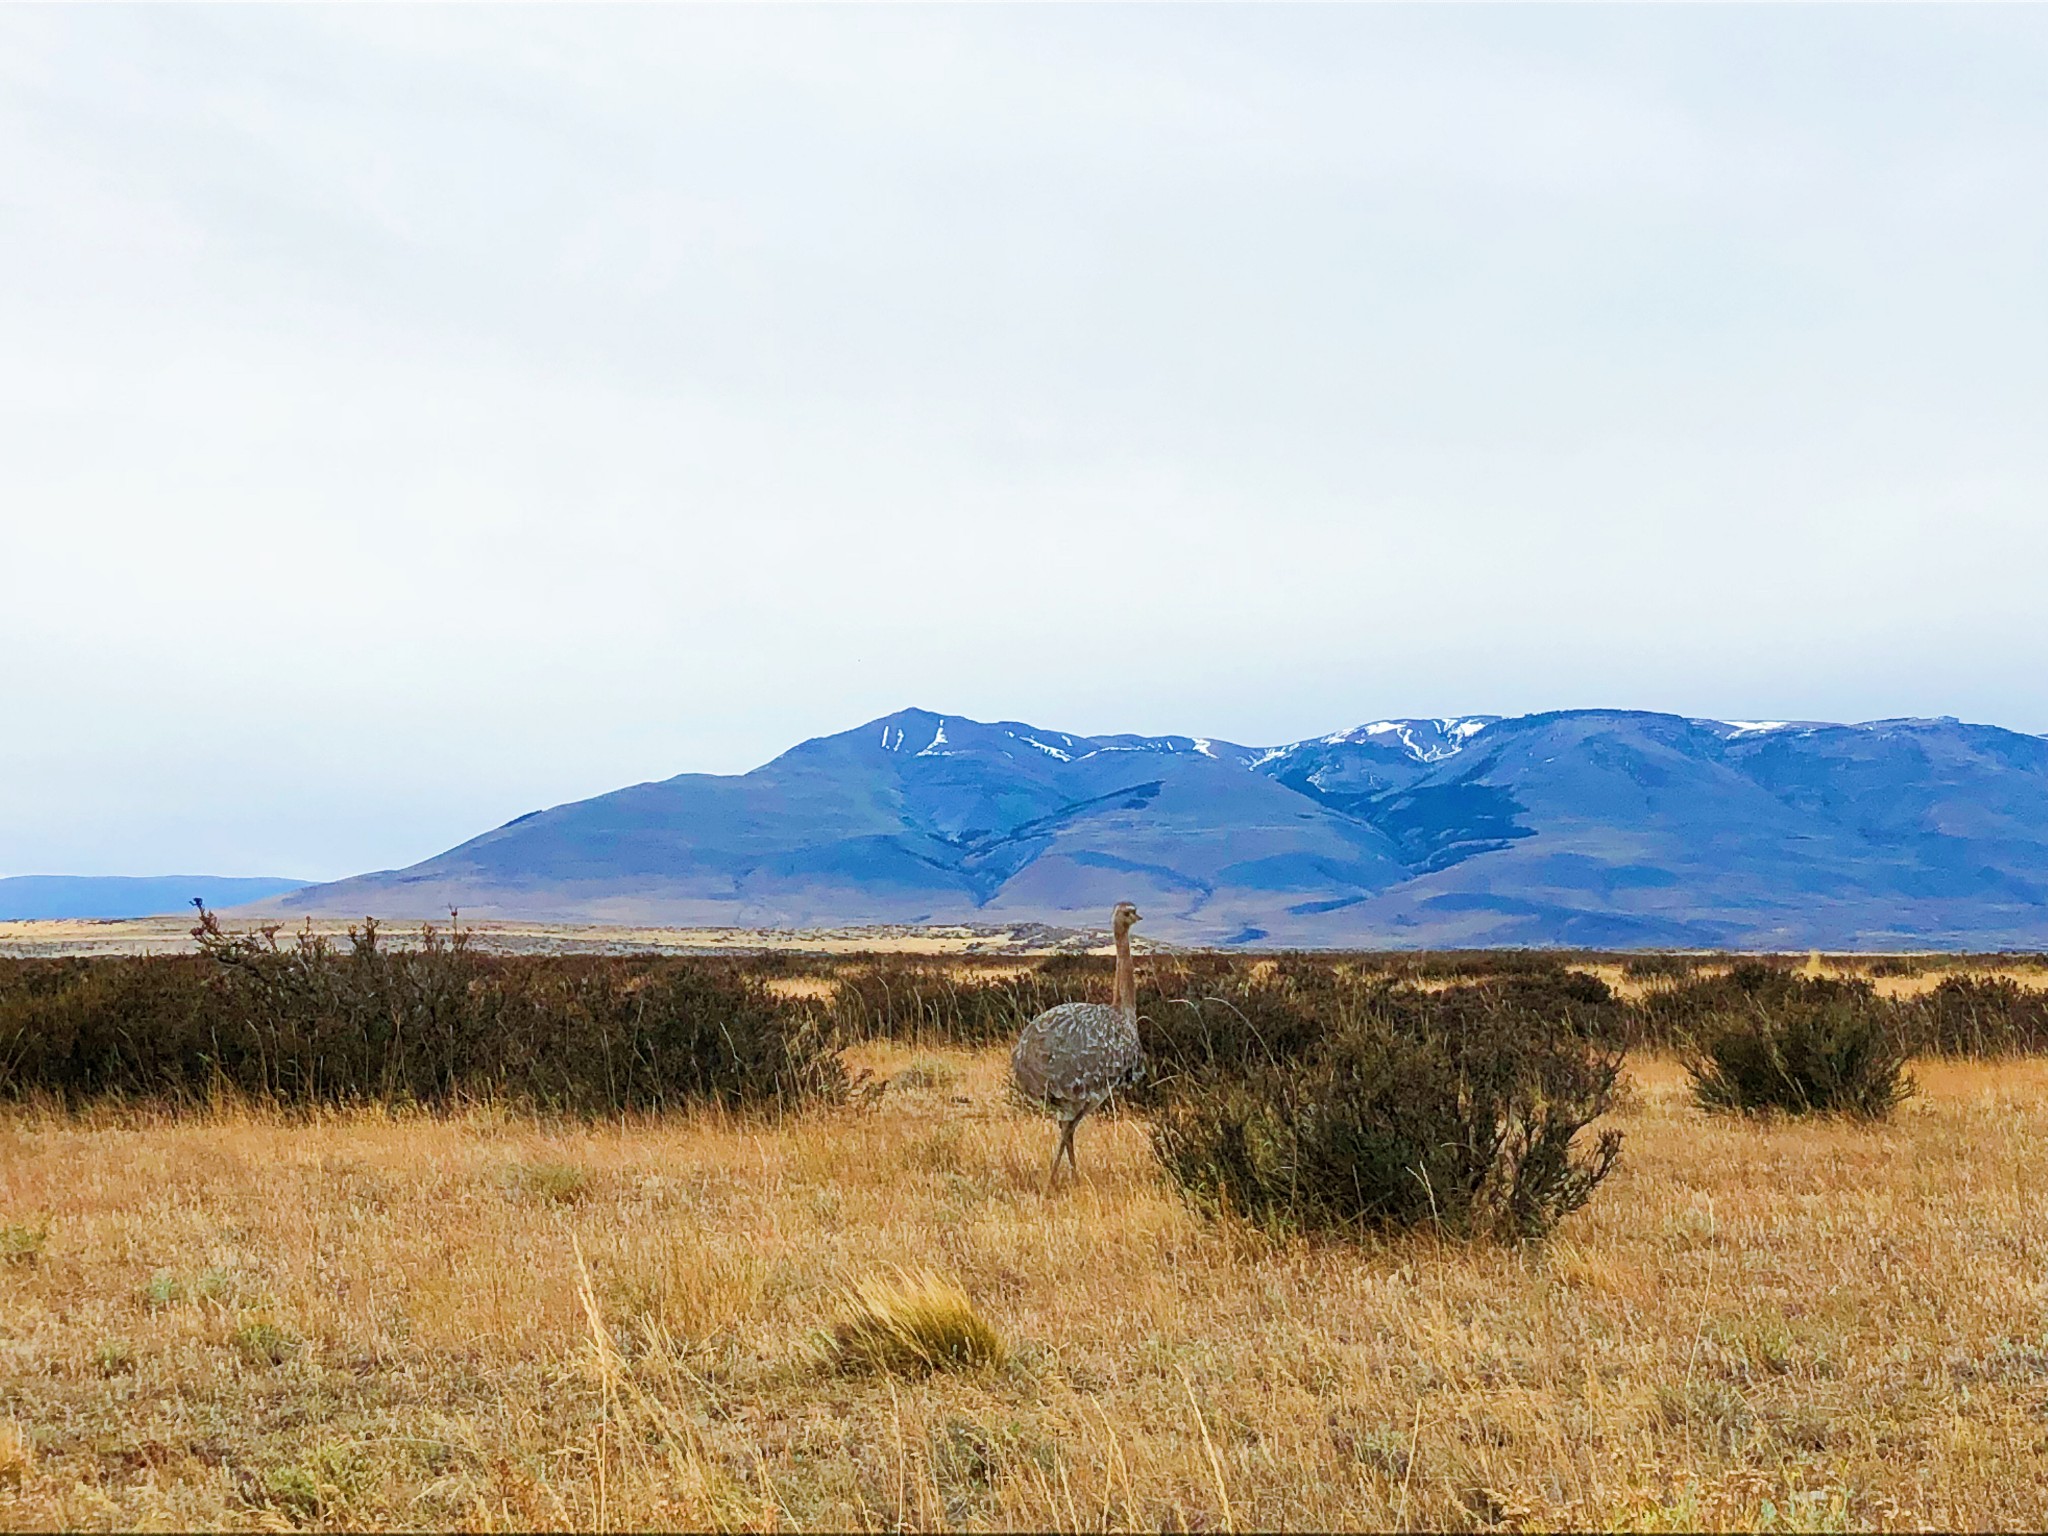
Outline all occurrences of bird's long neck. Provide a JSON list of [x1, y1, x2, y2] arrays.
[[1113, 924, 1135, 1016]]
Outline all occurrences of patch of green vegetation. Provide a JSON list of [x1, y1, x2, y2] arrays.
[[1, 1222, 48, 1265], [263, 1464, 325, 1515], [229, 1318, 298, 1367], [0, 914, 848, 1113], [507, 1161, 590, 1204], [1153, 991, 1622, 1242]]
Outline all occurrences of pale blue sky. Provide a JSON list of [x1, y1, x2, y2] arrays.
[[5, 5, 2046, 880]]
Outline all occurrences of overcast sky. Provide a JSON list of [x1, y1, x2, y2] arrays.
[[6, 5, 2047, 881]]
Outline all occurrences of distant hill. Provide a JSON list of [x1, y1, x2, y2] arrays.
[[259, 707, 2048, 948], [1, 875, 310, 922]]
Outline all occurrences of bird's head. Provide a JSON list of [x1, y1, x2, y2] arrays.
[[1112, 901, 1142, 935]]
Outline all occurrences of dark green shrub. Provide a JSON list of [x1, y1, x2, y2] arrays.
[[0, 909, 844, 1113], [1033, 952, 1117, 983], [826, 950, 1271, 1050], [827, 959, 1099, 1047], [1471, 968, 1625, 1042], [1901, 976, 2048, 1057], [1622, 953, 1702, 982], [1135, 964, 1621, 1096], [1151, 989, 1622, 1242], [1134, 971, 1335, 1097], [1683, 980, 1913, 1118], [1391, 950, 1593, 983], [1629, 960, 1822, 1050]]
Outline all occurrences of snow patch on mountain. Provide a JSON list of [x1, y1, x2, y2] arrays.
[[1283, 716, 1496, 765], [1008, 731, 1073, 761]]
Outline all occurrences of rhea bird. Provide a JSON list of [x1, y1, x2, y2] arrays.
[[1010, 901, 1147, 1186]]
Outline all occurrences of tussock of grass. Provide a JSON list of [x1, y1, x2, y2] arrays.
[[888, 1056, 959, 1093], [228, 1318, 298, 1367], [0, 1419, 31, 1486], [507, 1160, 591, 1203], [828, 1267, 1006, 1375]]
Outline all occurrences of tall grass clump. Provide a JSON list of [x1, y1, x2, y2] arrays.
[[1151, 987, 1623, 1242], [1682, 976, 1914, 1119], [827, 1267, 1006, 1375]]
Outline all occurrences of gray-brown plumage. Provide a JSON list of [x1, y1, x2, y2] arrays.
[[1011, 901, 1146, 1186]]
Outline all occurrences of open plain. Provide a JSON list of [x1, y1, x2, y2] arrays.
[[5, 1029, 2048, 1530], [0, 918, 1079, 963]]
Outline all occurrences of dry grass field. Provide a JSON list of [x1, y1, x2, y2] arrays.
[[6, 1042, 2048, 1531]]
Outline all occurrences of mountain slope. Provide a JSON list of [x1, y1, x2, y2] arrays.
[[1262, 712, 2048, 947], [263, 708, 2048, 948], [277, 710, 1408, 935]]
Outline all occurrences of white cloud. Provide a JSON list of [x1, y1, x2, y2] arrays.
[[3, 6, 2046, 877]]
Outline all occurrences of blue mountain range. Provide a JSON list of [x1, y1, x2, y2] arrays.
[[256, 708, 2048, 948]]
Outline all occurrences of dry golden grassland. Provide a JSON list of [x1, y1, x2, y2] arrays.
[[5, 1045, 2048, 1531]]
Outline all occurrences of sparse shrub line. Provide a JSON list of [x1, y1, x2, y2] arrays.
[[8, 935, 2047, 1119], [0, 906, 845, 1114]]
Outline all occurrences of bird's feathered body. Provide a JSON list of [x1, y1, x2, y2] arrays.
[[1011, 1000, 1144, 1117], [1011, 902, 1148, 1185]]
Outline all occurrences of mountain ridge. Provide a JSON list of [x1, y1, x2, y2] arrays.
[[245, 707, 2048, 949]]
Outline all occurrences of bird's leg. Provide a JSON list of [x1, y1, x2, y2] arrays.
[[1046, 1124, 1069, 1192], [1058, 1114, 1081, 1179]]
